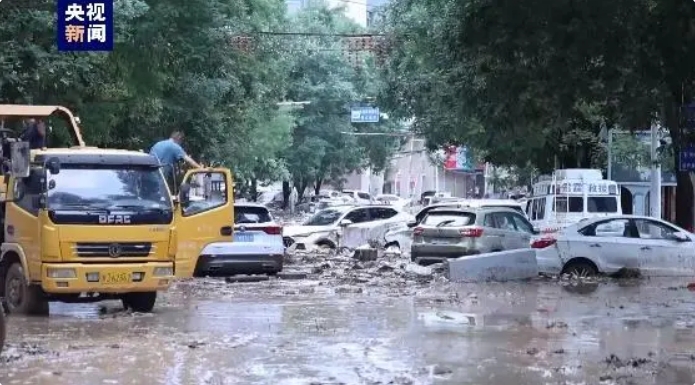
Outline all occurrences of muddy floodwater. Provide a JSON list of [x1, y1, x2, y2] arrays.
[[3, 274, 695, 385]]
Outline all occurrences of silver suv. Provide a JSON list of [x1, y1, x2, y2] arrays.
[[411, 207, 537, 265]]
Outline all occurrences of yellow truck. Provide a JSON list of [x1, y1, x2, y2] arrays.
[[0, 105, 234, 315]]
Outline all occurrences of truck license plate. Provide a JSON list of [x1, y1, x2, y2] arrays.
[[102, 272, 131, 284], [234, 233, 254, 242]]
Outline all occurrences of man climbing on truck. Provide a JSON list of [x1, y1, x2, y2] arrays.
[[149, 130, 203, 189]]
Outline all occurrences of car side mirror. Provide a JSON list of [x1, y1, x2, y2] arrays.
[[406, 220, 418, 228], [671, 232, 690, 242], [339, 219, 353, 227], [533, 226, 541, 235], [179, 183, 191, 205]]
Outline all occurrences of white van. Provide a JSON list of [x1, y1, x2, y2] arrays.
[[526, 169, 622, 233]]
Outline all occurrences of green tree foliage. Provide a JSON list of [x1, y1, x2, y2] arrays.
[[1, 0, 398, 203], [0, 0, 289, 153], [381, 0, 695, 226], [282, 3, 400, 197]]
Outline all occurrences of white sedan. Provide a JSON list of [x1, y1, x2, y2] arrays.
[[534, 215, 695, 277]]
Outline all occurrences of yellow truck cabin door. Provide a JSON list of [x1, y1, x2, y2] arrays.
[[173, 168, 234, 278]]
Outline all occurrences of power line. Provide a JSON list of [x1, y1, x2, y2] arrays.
[[249, 31, 385, 37]]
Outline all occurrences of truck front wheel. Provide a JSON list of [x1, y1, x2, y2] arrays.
[[4, 263, 48, 316], [121, 292, 157, 313]]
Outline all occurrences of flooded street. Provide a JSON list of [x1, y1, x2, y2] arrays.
[[3, 265, 695, 384]]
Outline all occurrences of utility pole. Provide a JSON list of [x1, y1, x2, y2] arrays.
[[650, 124, 662, 219]]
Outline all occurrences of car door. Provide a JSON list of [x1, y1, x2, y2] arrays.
[[173, 168, 234, 278], [481, 212, 505, 251], [568, 218, 641, 273], [509, 212, 534, 249], [489, 212, 522, 250], [632, 218, 695, 276]]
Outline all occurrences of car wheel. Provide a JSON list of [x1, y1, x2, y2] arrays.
[[385, 242, 401, 254], [315, 241, 335, 251], [562, 260, 598, 279], [122, 292, 157, 313]]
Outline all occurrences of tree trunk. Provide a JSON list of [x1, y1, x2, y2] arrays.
[[250, 178, 258, 202], [297, 178, 310, 201], [314, 178, 323, 196], [282, 181, 290, 209]]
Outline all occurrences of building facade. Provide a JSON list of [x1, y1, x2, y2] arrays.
[[342, 137, 483, 199]]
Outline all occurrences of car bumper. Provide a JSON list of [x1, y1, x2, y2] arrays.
[[40, 262, 174, 294], [195, 253, 284, 276], [411, 244, 480, 265]]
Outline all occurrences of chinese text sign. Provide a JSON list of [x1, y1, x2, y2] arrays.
[[57, 0, 114, 51]]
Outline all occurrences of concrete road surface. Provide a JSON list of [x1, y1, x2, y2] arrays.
[[2, 261, 695, 384]]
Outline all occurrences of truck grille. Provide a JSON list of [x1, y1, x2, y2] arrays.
[[73, 242, 153, 257]]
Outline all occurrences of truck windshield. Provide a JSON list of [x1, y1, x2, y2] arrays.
[[47, 166, 172, 211]]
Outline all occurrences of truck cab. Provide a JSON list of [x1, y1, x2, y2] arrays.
[[0, 105, 234, 315]]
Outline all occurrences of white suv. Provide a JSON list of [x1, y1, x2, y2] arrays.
[[284, 204, 412, 251], [195, 204, 285, 276]]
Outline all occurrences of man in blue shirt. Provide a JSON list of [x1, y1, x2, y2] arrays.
[[149, 131, 202, 189]]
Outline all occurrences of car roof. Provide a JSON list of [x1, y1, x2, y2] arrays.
[[575, 215, 673, 227], [427, 206, 520, 214], [460, 199, 523, 206], [234, 203, 268, 208]]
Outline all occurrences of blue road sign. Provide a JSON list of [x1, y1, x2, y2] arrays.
[[680, 144, 695, 172], [351, 107, 380, 123], [57, 0, 114, 51]]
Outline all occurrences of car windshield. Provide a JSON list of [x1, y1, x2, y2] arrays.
[[47, 166, 172, 211], [304, 209, 344, 226]]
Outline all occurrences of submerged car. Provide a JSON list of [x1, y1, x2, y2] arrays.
[[411, 207, 536, 265], [284, 204, 413, 251], [534, 215, 695, 277], [194, 203, 284, 276]]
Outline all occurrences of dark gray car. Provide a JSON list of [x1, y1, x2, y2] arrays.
[[410, 207, 537, 265]]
